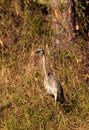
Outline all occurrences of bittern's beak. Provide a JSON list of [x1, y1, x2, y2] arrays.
[[35, 49, 43, 53], [30, 49, 42, 56]]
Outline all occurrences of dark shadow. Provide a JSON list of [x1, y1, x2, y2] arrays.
[[61, 99, 78, 114], [0, 103, 12, 113]]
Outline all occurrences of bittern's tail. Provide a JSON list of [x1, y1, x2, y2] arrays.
[[57, 95, 66, 104]]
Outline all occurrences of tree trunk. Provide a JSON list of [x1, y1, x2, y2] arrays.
[[52, 0, 75, 50]]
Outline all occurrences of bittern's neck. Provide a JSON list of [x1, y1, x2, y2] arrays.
[[42, 54, 48, 78]]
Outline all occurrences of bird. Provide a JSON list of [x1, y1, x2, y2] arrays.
[[35, 48, 65, 105]]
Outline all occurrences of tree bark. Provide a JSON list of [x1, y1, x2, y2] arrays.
[[52, 0, 75, 50]]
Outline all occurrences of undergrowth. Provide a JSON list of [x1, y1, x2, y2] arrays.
[[0, 0, 89, 130], [0, 42, 89, 130]]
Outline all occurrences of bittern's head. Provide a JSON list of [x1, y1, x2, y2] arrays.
[[35, 49, 45, 55]]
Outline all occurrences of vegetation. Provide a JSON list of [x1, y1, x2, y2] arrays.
[[75, 0, 89, 40], [0, 0, 89, 130]]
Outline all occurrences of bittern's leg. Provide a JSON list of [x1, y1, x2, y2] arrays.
[[54, 94, 57, 108]]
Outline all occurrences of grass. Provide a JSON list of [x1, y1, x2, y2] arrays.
[[0, 1, 89, 130], [0, 42, 89, 130]]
